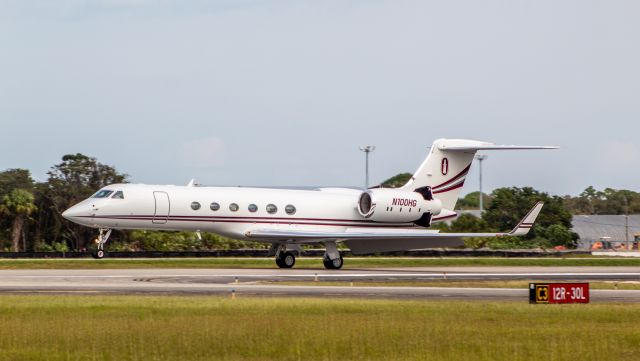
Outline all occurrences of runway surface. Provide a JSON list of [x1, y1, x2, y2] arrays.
[[1, 267, 639, 301]]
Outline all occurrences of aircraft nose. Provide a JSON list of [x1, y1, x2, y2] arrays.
[[62, 205, 87, 222], [62, 207, 74, 220]]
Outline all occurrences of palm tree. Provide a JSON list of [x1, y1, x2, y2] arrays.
[[0, 189, 37, 252]]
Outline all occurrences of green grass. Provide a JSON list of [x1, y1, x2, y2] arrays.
[[0, 256, 638, 269], [0, 295, 638, 361], [265, 279, 640, 290]]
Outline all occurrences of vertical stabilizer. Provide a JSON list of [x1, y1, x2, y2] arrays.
[[400, 139, 557, 211]]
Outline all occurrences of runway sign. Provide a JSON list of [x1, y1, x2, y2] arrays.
[[529, 283, 589, 304]]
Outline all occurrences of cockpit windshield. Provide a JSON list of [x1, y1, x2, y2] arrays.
[[111, 191, 125, 199], [92, 190, 114, 198]]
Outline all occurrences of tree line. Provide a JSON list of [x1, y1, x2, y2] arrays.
[[0, 154, 126, 252], [0, 155, 636, 251], [380, 173, 640, 249], [0, 154, 270, 252]]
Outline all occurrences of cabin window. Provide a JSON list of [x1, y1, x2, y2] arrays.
[[210, 202, 220, 211], [285, 204, 296, 215], [111, 191, 125, 199], [92, 190, 113, 198], [191, 202, 201, 210], [229, 203, 239, 212], [266, 204, 277, 214], [248, 204, 258, 213]]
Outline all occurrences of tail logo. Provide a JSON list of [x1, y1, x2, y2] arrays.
[[441, 158, 449, 176]]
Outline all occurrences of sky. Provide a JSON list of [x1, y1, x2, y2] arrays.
[[1, 0, 639, 196]]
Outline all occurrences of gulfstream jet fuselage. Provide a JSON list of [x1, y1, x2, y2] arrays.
[[63, 139, 555, 269]]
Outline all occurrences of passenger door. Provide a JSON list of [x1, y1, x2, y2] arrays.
[[153, 191, 170, 224]]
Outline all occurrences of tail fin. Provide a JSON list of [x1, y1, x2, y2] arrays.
[[400, 139, 557, 211]]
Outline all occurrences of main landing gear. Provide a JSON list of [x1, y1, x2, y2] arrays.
[[91, 228, 112, 259], [272, 244, 297, 269], [322, 241, 343, 270], [271, 242, 344, 270], [323, 254, 343, 270], [275, 251, 296, 269]]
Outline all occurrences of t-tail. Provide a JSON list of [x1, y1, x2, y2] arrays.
[[400, 139, 557, 212]]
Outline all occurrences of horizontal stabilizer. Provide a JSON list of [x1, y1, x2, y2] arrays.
[[437, 140, 558, 151]]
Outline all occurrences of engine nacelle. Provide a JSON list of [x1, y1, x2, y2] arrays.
[[357, 189, 442, 224]]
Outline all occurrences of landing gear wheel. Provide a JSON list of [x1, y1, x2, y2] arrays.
[[276, 252, 295, 269], [323, 256, 343, 270], [91, 229, 111, 260], [92, 250, 105, 259]]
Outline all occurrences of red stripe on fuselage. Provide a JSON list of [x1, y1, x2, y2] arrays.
[[77, 214, 454, 228], [80, 215, 414, 228]]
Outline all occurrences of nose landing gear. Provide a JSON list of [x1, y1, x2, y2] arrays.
[[92, 228, 112, 259]]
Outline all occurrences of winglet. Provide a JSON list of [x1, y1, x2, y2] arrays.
[[187, 179, 195, 187], [508, 202, 544, 236]]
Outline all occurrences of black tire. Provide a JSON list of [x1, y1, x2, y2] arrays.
[[282, 252, 295, 268], [323, 256, 343, 270], [92, 250, 105, 259], [323, 256, 334, 269], [275, 252, 295, 269]]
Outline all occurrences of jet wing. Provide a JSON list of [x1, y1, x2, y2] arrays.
[[245, 202, 544, 254]]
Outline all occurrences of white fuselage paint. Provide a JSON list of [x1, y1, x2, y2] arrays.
[[63, 184, 451, 242]]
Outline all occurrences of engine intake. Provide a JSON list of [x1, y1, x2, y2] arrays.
[[358, 192, 375, 217]]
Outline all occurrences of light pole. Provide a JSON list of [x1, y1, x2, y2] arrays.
[[623, 196, 630, 247], [475, 154, 488, 212], [359, 145, 376, 188]]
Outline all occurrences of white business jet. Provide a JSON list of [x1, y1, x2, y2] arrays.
[[62, 139, 555, 269]]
